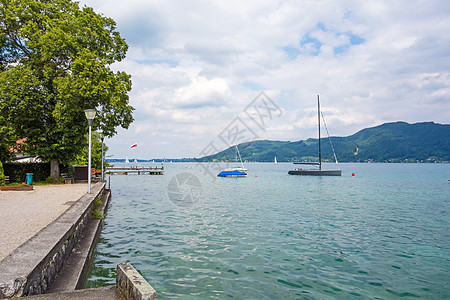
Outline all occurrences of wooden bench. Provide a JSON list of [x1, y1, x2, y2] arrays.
[[61, 173, 74, 184], [5, 175, 9, 184]]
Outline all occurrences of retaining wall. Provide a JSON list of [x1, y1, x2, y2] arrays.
[[0, 182, 105, 298]]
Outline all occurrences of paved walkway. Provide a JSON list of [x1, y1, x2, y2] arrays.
[[22, 286, 122, 300], [0, 184, 87, 261]]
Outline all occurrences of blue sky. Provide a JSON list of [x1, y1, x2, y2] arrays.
[[79, 0, 450, 159]]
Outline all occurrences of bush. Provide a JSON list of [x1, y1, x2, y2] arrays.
[[90, 209, 105, 220], [3, 162, 73, 183], [45, 176, 54, 184], [0, 162, 5, 186], [93, 197, 103, 209]]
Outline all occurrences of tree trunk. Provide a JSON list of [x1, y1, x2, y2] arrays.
[[50, 159, 60, 182]]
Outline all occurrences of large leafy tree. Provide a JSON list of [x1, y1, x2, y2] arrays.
[[0, 0, 134, 179], [72, 131, 110, 170]]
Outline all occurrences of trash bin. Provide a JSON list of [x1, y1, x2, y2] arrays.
[[26, 173, 33, 185]]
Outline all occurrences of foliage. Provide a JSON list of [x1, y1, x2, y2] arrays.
[[45, 176, 55, 184], [72, 131, 110, 169], [90, 208, 105, 219], [0, 161, 4, 185], [0, 119, 16, 163], [93, 197, 103, 209], [2, 162, 72, 183], [0, 0, 134, 179], [198, 122, 450, 163]]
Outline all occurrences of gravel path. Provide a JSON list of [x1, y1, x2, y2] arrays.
[[0, 184, 87, 261]]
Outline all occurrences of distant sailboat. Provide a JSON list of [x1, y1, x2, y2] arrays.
[[288, 95, 341, 176], [125, 157, 129, 164], [134, 158, 138, 164], [274, 156, 278, 164]]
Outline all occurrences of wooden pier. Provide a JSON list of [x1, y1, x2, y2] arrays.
[[105, 166, 164, 175]]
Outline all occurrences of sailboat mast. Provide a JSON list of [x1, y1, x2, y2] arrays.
[[235, 145, 244, 169], [317, 95, 321, 170]]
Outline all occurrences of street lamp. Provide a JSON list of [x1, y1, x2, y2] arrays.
[[84, 109, 96, 193], [99, 132, 104, 181]]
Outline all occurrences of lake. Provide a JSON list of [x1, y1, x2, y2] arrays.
[[85, 163, 450, 299]]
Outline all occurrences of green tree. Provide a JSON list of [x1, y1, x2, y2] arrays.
[[0, 0, 134, 179], [0, 120, 16, 163], [0, 161, 5, 185], [72, 131, 110, 170]]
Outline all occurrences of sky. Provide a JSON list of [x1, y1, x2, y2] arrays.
[[78, 0, 450, 159]]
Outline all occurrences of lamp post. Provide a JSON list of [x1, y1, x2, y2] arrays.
[[99, 132, 104, 181], [84, 109, 96, 193]]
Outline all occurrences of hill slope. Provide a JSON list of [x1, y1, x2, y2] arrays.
[[197, 122, 450, 162]]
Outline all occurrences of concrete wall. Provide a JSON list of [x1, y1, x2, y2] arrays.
[[117, 263, 156, 300], [0, 182, 105, 298]]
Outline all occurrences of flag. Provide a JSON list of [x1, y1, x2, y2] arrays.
[[131, 143, 138, 148]]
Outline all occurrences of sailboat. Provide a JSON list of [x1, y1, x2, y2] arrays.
[[217, 145, 248, 177], [274, 156, 278, 164], [125, 157, 129, 164], [288, 95, 341, 176], [134, 158, 138, 164]]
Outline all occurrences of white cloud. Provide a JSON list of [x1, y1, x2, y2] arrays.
[[171, 77, 231, 109], [79, 0, 450, 158]]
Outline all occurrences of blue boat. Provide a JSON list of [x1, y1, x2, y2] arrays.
[[217, 146, 248, 177], [217, 167, 248, 177]]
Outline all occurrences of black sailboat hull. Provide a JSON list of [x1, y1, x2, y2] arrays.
[[288, 169, 341, 176]]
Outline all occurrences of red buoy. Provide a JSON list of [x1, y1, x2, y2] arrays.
[[352, 173, 355, 176]]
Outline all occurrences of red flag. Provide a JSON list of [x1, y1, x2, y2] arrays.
[[131, 143, 138, 148]]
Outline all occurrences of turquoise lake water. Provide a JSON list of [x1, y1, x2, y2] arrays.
[[85, 163, 450, 299]]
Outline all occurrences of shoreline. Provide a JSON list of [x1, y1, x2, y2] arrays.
[[0, 182, 106, 297], [0, 182, 157, 299]]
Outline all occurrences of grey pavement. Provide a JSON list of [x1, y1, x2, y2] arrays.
[[0, 184, 87, 261], [21, 286, 123, 300]]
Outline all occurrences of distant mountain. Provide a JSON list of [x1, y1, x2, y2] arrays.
[[197, 122, 450, 163]]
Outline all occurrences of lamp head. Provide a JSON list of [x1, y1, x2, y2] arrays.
[[84, 109, 96, 126]]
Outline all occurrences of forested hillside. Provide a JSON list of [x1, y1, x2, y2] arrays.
[[197, 122, 450, 162]]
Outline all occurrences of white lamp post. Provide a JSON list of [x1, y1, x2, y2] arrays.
[[99, 132, 104, 181], [84, 109, 96, 193]]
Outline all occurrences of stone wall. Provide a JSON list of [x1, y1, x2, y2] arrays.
[[117, 263, 156, 300], [0, 182, 105, 298]]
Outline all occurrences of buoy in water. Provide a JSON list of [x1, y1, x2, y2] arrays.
[[352, 173, 355, 176]]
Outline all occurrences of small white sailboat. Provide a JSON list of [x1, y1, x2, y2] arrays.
[[125, 157, 129, 164], [274, 156, 278, 164], [134, 158, 138, 164]]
